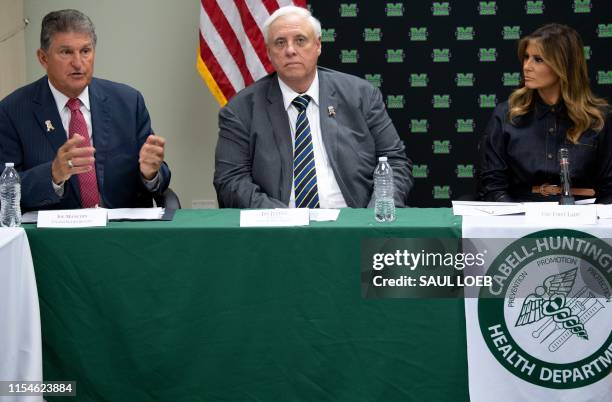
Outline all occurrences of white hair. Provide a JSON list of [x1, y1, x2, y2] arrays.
[[262, 5, 322, 44]]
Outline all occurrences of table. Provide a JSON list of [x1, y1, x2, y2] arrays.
[[0, 228, 42, 402], [25, 209, 468, 402]]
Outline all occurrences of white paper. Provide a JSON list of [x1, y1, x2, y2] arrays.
[[596, 204, 612, 219], [452, 201, 525, 216], [240, 209, 309, 227], [524, 204, 597, 225], [520, 201, 558, 206], [309, 209, 340, 222], [22, 208, 164, 223], [575, 198, 596, 205], [21, 211, 38, 224], [37, 208, 107, 228], [107, 208, 164, 221]]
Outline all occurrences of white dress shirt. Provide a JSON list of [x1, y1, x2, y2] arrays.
[[278, 72, 347, 208], [48, 80, 93, 139]]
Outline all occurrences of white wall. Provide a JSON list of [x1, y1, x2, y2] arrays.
[[0, 0, 26, 98], [23, 0, 221, 208]]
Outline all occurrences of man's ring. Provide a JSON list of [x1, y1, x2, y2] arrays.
[[67, 159, 74, 169]]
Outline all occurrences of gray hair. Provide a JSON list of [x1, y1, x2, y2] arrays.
[[40, 9, 97, 51], [262, 6, 321, 44]]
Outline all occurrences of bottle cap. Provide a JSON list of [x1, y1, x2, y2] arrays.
[[378, 156, 387, 162], [5, 162, 14, 167]]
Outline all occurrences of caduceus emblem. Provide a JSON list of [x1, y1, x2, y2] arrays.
[[515, 268, 588, 340]]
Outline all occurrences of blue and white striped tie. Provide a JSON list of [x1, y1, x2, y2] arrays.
[[292, 95, 320, 208]]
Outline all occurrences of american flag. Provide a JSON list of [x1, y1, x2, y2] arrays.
[[198, 0, 307, 106]]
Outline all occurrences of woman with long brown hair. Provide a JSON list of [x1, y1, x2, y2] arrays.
[[479, 23, 611, 203]]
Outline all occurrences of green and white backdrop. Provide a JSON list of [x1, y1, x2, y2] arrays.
[[308, 0, 611, 206]]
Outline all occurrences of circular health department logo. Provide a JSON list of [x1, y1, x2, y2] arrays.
[[478, 229, 612, 389]]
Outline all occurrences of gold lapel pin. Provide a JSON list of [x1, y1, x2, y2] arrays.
[[45, 120, 55, 132]]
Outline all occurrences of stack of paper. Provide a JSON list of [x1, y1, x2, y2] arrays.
[[23, 207, 166, 226], [107, 208, 164, 221], [452, 201, 525, 216]]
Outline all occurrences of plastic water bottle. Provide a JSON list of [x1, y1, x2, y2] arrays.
[[0, 163, 22, 227], [374, 156, 395, 222]]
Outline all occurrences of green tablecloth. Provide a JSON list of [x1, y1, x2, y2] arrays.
[[25, 208, 467, 401]]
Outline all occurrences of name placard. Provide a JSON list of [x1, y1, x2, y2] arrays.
[[240, 209, 309, 227], [37, 209, 108, 228], [524, 204, 597, 225]]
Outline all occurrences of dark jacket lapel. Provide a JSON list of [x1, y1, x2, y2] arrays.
[[31, 76, 82, 201], [318, 68, 339, 169], [265, 76, 293, 203], [32, 77, 67, 155], [88, 78, 110, 203], [318, 69, 355, 205]]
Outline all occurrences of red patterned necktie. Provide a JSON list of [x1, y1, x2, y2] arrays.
[[66, 98, 99, 208]]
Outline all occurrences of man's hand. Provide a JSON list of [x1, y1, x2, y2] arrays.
[[139, 134, 166, 180], [51, 134, 95, 184]]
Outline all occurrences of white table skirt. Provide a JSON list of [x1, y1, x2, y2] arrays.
[[463, 217, 612, 402], [0, 228, 42, 402]]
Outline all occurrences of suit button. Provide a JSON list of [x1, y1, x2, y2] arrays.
[[548, 127, 554, 133], [547, 153, 553, 159]]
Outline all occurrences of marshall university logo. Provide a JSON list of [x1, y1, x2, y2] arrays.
[[478, 229, 612, 389], [365, 74, 382, 88], [321, 29, 336, 43], [385, 3, 404, 17]]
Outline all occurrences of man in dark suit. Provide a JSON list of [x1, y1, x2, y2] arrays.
[[214, 6, 412, 209], [0, 9, 170, 211]]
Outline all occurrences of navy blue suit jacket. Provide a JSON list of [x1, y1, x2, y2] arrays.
[[0, 76, 171, 211]]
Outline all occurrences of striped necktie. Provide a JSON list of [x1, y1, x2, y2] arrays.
[[66, 98, 100, 208], [292, 95, 320, 209]]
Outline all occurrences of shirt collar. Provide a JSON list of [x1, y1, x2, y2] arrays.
[[47, 78, 91, 113], [534, 92, 565, 120], [278, 70, 319, 112]]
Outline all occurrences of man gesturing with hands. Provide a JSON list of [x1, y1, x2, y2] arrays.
[[0, 9, 170, 210]]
